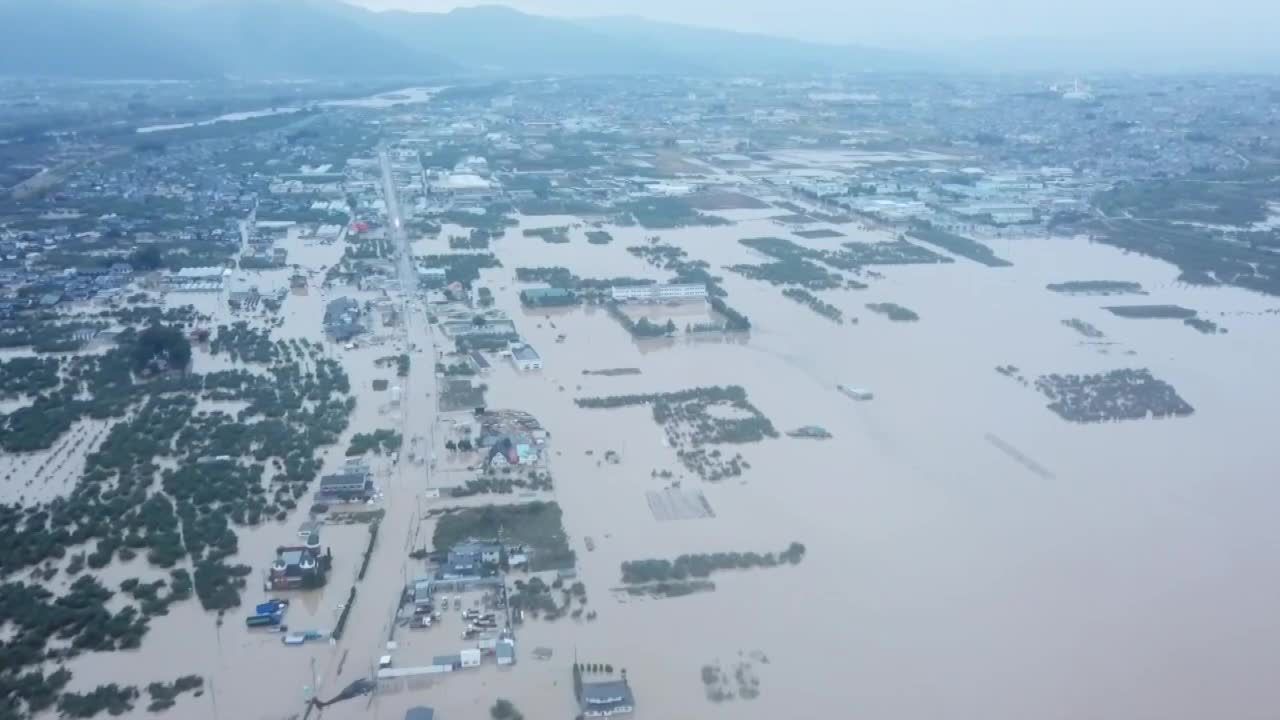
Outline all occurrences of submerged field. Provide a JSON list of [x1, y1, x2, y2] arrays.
[[6, 190, 1280, 720]]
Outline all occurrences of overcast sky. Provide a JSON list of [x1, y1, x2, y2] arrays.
[[350, 0, 1279, 50]]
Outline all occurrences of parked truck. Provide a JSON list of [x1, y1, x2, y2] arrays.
[[246, 612, 283, 628]]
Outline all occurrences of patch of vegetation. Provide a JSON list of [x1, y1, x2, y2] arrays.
[[332, 586, 357, 640], [838, 238, 951, 266], [621, 543, 806, 584], [346, 429, 402, 456], [621, 197, 731, 229], [515, 266, 653, 293], [1184, 317, 1226, 334], [1046, 280, 1145, 295], [490, 698, 525, 720], [419, 254, 502, 287], [433, 502, 575, 571], [782, 289, 844, 323], [357, 522, 379, 581], [450, 469, 554, 497], [438, 378, 487, 412], [56, 684, 138, 718], [1034, 369, 1194, 422], [701, 659, 762, 702], [606, 303, 677, 338], [448, 229, 491, 250], [522, 226, 571, 244], [794, 228, 844, 239], [1062, 318, 1105, 339], [866, 302, 920, 322], [144, 675, 203, 713], [582, 368, 641, 377], [577, 386, 775, 480], [131, 324, 192, 375], [1104, 305, 1198, 319], [585, 230, 614, 245], [728, 256, 843, 289], [686, 191, 770, 211], [622, 579, 716, 599], [907, 223, 1012, 267], [0, 356, 61, 397]]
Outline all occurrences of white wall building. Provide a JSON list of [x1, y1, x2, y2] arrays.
[[610, 283, 707, 303]]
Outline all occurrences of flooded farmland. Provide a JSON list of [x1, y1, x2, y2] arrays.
[[5, 204, 1280, 720], [6, 69, 1280, 720], [8, 206, 1280, 720]]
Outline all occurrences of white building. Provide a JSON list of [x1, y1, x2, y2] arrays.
[[166, 266, 226, 292], [510, 343, 543, 371], [460, 648, 482, 668], [610, 283, 707, 303]]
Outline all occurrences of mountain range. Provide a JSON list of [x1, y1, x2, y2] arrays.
[[0, 0, 921, 79]]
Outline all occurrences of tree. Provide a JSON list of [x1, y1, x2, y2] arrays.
[[131, 324, 192, 375], [472, 314, 488, 327], [458, 439, 473, 452], [445, 440, 458, 451], [605, 664, 614, 674], [129, 245, 163, 271], [490, 699, 523, 720]]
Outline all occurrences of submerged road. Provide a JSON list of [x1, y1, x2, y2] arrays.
[[310, 149, 442, 714]]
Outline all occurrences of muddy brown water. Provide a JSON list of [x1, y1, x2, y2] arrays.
[[23, 209, 1280, 720]]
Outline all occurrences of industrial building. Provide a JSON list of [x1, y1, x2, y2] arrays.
[[610, 283, 706, 303], [519, 286, 577, 307], [318, 467, 372, 500], [581, 679, 635, 717]]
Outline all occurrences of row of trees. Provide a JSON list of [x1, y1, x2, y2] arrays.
[[621, 543, 807, 584]]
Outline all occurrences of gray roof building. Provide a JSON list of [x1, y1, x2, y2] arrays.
[[582, 679, 635, 716], [404, 708, 434, 720]]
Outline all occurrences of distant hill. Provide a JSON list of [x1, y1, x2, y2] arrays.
[[0, 0, 917, 79], [575, 15, 924, 74], [0, 0, 455, 79]]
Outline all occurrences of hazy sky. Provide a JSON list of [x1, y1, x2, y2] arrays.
[[350, 0, 1279, 50]]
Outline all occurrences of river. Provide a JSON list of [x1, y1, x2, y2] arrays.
[[135, 87, 445, 134]]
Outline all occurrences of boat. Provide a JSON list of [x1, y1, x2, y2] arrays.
[[837, 384, 874, 401]]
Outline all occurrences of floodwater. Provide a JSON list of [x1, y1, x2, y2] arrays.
[[23, 206, 1280, 720], [374, 214, 1280, 720]]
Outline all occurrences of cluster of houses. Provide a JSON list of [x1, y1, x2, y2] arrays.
[[0, 264, 133, 312]]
